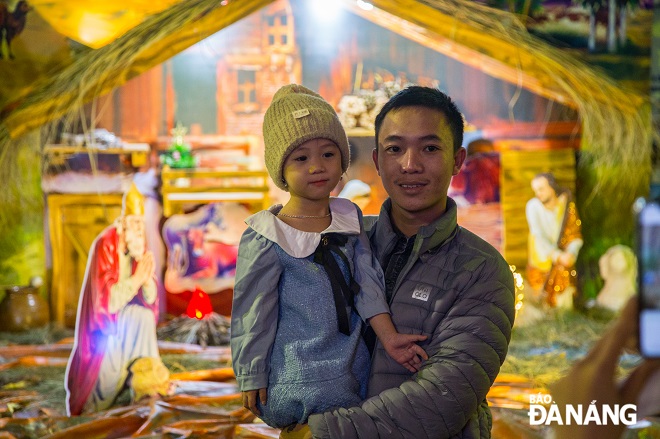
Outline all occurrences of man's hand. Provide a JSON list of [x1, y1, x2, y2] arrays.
[[550, 298, 660, 439], [280, 423, 312, 439], [242, 388, 267, 416], [382, 332, 428, 373]]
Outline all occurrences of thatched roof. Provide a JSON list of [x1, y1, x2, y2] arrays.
[[0, 0, 652, 207]]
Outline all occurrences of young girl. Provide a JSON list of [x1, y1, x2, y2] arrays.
[[230, 84, 427, 429]]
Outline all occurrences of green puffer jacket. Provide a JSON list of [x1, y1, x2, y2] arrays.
[[308, 198, 516, 438]]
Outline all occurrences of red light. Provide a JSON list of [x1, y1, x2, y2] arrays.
[[186, 288, 213, 319]]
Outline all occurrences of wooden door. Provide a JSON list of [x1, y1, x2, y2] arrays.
[[48, 194, 123, 327]]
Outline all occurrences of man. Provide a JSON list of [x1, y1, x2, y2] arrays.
[[525, 172, 583, 307], [65, 183, 160, 415], [284, 86, 515, 438]]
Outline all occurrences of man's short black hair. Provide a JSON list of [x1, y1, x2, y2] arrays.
[[374, 86, 464, 152]]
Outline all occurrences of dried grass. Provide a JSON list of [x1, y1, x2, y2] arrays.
[[502, 307, 639, 388]]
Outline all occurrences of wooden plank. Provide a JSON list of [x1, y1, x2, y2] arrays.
[[482, 121, 581, 139], [494, 138, 581, 152], [161, 169, 269, 179]]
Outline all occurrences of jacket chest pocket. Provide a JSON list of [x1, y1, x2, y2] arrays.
[[392, 280, 447, 335]]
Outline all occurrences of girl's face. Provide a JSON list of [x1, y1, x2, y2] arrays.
[[282, 138, 342, 202]]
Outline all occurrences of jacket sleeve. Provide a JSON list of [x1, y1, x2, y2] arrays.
[[230, 228, 282, 392], [308, 254, 515, 438], [352, 208, 390, 321]]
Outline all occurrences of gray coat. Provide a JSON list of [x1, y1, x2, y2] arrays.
[[308, 198, 516, 438]]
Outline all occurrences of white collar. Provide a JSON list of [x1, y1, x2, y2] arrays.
[[245, 197, 360, 258]]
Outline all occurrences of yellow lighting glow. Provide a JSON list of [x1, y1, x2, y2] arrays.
[[30, 0, 183, 49], [510, 265, 526, 321]]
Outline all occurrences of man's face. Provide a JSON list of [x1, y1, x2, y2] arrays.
[[123, 215, 146, 259], [531, 177, 556, 205], [373, 106, 465, 223]]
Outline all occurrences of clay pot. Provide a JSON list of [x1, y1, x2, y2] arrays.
[[0, 285, 50, 332]]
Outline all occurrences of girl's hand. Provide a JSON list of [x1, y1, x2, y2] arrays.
[[368, 313, 428, 372], [382, 333, 428, 373], [242, 388, 267, 416]]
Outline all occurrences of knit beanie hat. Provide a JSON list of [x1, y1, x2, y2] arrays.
[[263, 84, 350, 191]]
